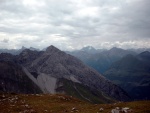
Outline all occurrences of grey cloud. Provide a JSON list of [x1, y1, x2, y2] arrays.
[[109, 0, 150, 39], [2, 38, 9, 43], [0, 0, 150, 50]]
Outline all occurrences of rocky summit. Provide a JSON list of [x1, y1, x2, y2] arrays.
[[0, 45, 130, 103]]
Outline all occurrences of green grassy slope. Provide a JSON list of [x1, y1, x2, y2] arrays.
[[57, 78, 115, 104]]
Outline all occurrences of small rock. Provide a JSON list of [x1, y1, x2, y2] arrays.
[[30, 109, 36, 113], [122, 107, 130, 113], [2, 94, 5, 98], [36, 94, 40, 96], [71, 107, 79, 112], [115, 107, 120, 110], [111, 109, 119, 113], [44, 110, 48, 112], [72, 107, 76, 110], [99, 107, 104, 112], [24, 104, 29, 108]]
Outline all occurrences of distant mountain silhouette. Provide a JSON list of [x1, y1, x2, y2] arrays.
[[0, 46, 39, 55]]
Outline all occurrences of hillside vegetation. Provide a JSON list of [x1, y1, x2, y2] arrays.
[[0, 93, 149, 113]]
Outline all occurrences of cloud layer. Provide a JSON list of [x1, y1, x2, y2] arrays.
[[0, 0, 150, 50]]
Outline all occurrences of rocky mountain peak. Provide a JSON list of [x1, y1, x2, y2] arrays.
[[80, 46, 98, 54], [29, 47, 39, 51], [45, 45, 60, 53], [18, 49, 43, 65], [21, 46, 27, 50], [20, 49, 32, 55], [81, 46, 95, 51], [44, 45, 67, 58], [109, 47, 124, 52], [139, 51, 150, 57], [137, 51, 150, 63]]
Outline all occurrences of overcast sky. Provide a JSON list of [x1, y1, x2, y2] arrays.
[[0, 0, 150, 50]]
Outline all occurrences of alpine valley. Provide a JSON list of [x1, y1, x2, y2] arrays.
[[68, 46, 150, 100]]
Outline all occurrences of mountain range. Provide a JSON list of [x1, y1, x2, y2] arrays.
[[68, 46, 150, 100], [0, 46, 39, 55], [0, 45, 130, 103], [1, 45, 149, 101], [68, 47, 137, 73]]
